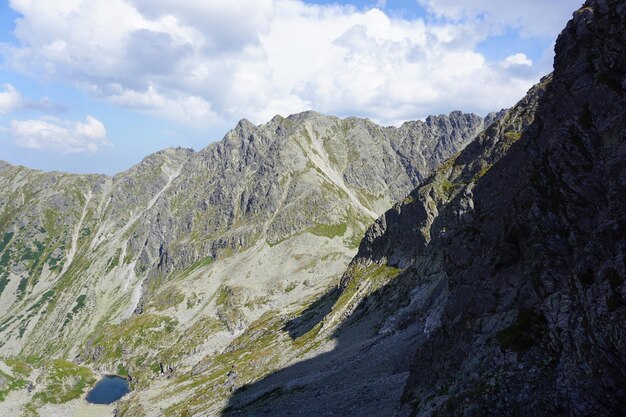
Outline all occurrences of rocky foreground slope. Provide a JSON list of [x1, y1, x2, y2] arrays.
[[0, 110, 485, 414]]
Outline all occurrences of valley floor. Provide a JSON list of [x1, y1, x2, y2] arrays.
[[0, 389, 114, 417]]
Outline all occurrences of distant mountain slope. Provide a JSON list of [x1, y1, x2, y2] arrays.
[[0, 110, 484, 414]]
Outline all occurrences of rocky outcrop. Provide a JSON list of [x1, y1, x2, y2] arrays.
[[215, 72, 556, 417], [354, 77, 548, 269]]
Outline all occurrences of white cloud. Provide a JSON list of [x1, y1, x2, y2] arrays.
[[501, 53, 533, 68], [8, 115, 110, 153], [0, 83, 66, 114], [0, 84, 24, 114], [103, 83, 217, 124], [128, 0, 274, 53], [2, 0, 580, 127], [417, 0, 581, 38]]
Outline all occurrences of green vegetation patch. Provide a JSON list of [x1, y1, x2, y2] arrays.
[[18, 320, 30, 339], [332, 263, 401, 318], [6, 356, 37, 377], [117, 363, 129, 377], [147, 289, 185, 312], [215, 286, 246, 332], [106, 248, 122, 273], [149, 362, 161, 375], [33, 359, 95, 404], [178, 256, 213, 279], [16, 277, 29, 299], [47, 253, 64, 273], [0, 275, 9, 297], [475, 164, 491, 180], [72, 294, 87, 314], [43, 209, 58, 234], [440, 179, 456, 197], [0, 315, 18, 333], [0, 249, 10, 268], [504, 130, 522, 141], [0, 366, 28, 401], [63, 294, 88, 328], [0, 232, 13, 253], [26, 290, 55, 312], [87, 314, 178, 363], [20, 241, 45, 264], [307, 223, 347, 239]]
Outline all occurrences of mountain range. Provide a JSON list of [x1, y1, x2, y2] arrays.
[[0, 0, 623, 416]]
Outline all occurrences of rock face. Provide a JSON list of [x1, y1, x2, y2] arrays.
[[218, 66, 552, 417], [353, 0, 625, 415]]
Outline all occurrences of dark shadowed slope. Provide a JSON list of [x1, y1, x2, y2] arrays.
[[397, 1, 626, 415]]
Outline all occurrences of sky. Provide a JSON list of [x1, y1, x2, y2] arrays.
[[0, 0, 582, 175]]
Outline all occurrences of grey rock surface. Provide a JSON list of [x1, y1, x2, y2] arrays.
[[0, 110, 484, 354], [2, 1, 622, 416]]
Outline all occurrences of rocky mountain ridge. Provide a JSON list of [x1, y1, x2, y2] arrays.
[[217, 63, 553, 417], [395, 1, 626, 413], [0, 110, 485, 415]]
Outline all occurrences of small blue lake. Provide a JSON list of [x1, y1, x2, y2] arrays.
[[86, 375, 130, 404]]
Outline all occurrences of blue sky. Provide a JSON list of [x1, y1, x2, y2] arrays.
[[0, 0, 581, 175]]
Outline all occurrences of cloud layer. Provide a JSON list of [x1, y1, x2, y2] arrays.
[[2, 0, 580, 127], [7, 115, 110, 154], [0, 83, 66, 115], [418, 0, 578, 38], [0, 84, 23, 114]]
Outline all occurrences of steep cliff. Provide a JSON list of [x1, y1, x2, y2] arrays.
[[355, 0, 625, 415]]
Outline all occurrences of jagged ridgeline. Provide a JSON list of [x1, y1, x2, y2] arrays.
[[0, 112, 485, 409]]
